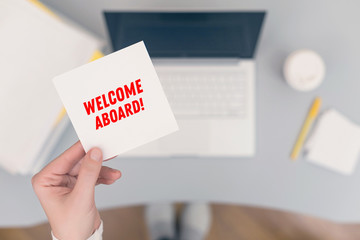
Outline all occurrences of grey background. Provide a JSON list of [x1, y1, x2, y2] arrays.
[[1, 0, 360, 226]]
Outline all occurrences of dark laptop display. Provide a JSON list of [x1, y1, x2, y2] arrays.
[[104, 12, 265, 58]]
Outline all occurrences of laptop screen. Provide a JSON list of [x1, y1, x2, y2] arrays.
[[104, 12, 266, 58]]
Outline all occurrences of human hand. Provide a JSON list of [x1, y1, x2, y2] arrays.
[[32, 141, 121, 240]]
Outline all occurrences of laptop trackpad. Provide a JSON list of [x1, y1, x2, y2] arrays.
[[159, 120, 209, 155]]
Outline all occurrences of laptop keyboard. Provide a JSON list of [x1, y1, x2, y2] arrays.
[[159, 71, 247, 118]]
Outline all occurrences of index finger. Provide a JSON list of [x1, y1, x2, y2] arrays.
[[43, 141, 86, 175]]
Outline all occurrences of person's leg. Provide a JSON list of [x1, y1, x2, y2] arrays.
[[145, 203, 176, 240], [179, 203, 212, 240]]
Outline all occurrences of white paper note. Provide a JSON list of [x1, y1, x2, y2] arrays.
[[53, 41, 178, 159], [305, 109, 360, 175]]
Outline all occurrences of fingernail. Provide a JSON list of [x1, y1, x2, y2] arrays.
[[90, 148, 102, 162]]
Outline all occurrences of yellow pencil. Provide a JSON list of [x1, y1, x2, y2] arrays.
[[290, 97, 322, 160]]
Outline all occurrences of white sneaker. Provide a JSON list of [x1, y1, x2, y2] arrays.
[[179, 203, 212, 240], [145, 203, 176, 240]]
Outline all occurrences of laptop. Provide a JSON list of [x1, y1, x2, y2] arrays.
[[104, 12, 266, 157]]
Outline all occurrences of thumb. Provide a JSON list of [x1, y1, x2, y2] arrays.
[[73, 148, 103, 198]]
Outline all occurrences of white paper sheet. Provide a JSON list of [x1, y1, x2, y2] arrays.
[[53, 41, 179, 159], [0, 0, 101, 174], [305, 109, 360, 175]]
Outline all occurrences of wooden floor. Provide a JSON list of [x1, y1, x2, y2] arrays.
[[1, 204, 360, 240]]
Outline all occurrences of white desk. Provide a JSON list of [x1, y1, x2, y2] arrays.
[[2, 0, 360, 226]]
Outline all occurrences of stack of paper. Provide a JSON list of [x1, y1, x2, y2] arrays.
[[0, 0, 102, 174], [305, 109, 360, 175]]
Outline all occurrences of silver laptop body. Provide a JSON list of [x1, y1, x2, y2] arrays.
[[104, 11, 266, 157]]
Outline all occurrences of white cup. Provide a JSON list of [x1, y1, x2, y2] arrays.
[[283, 49, 325, 91]]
